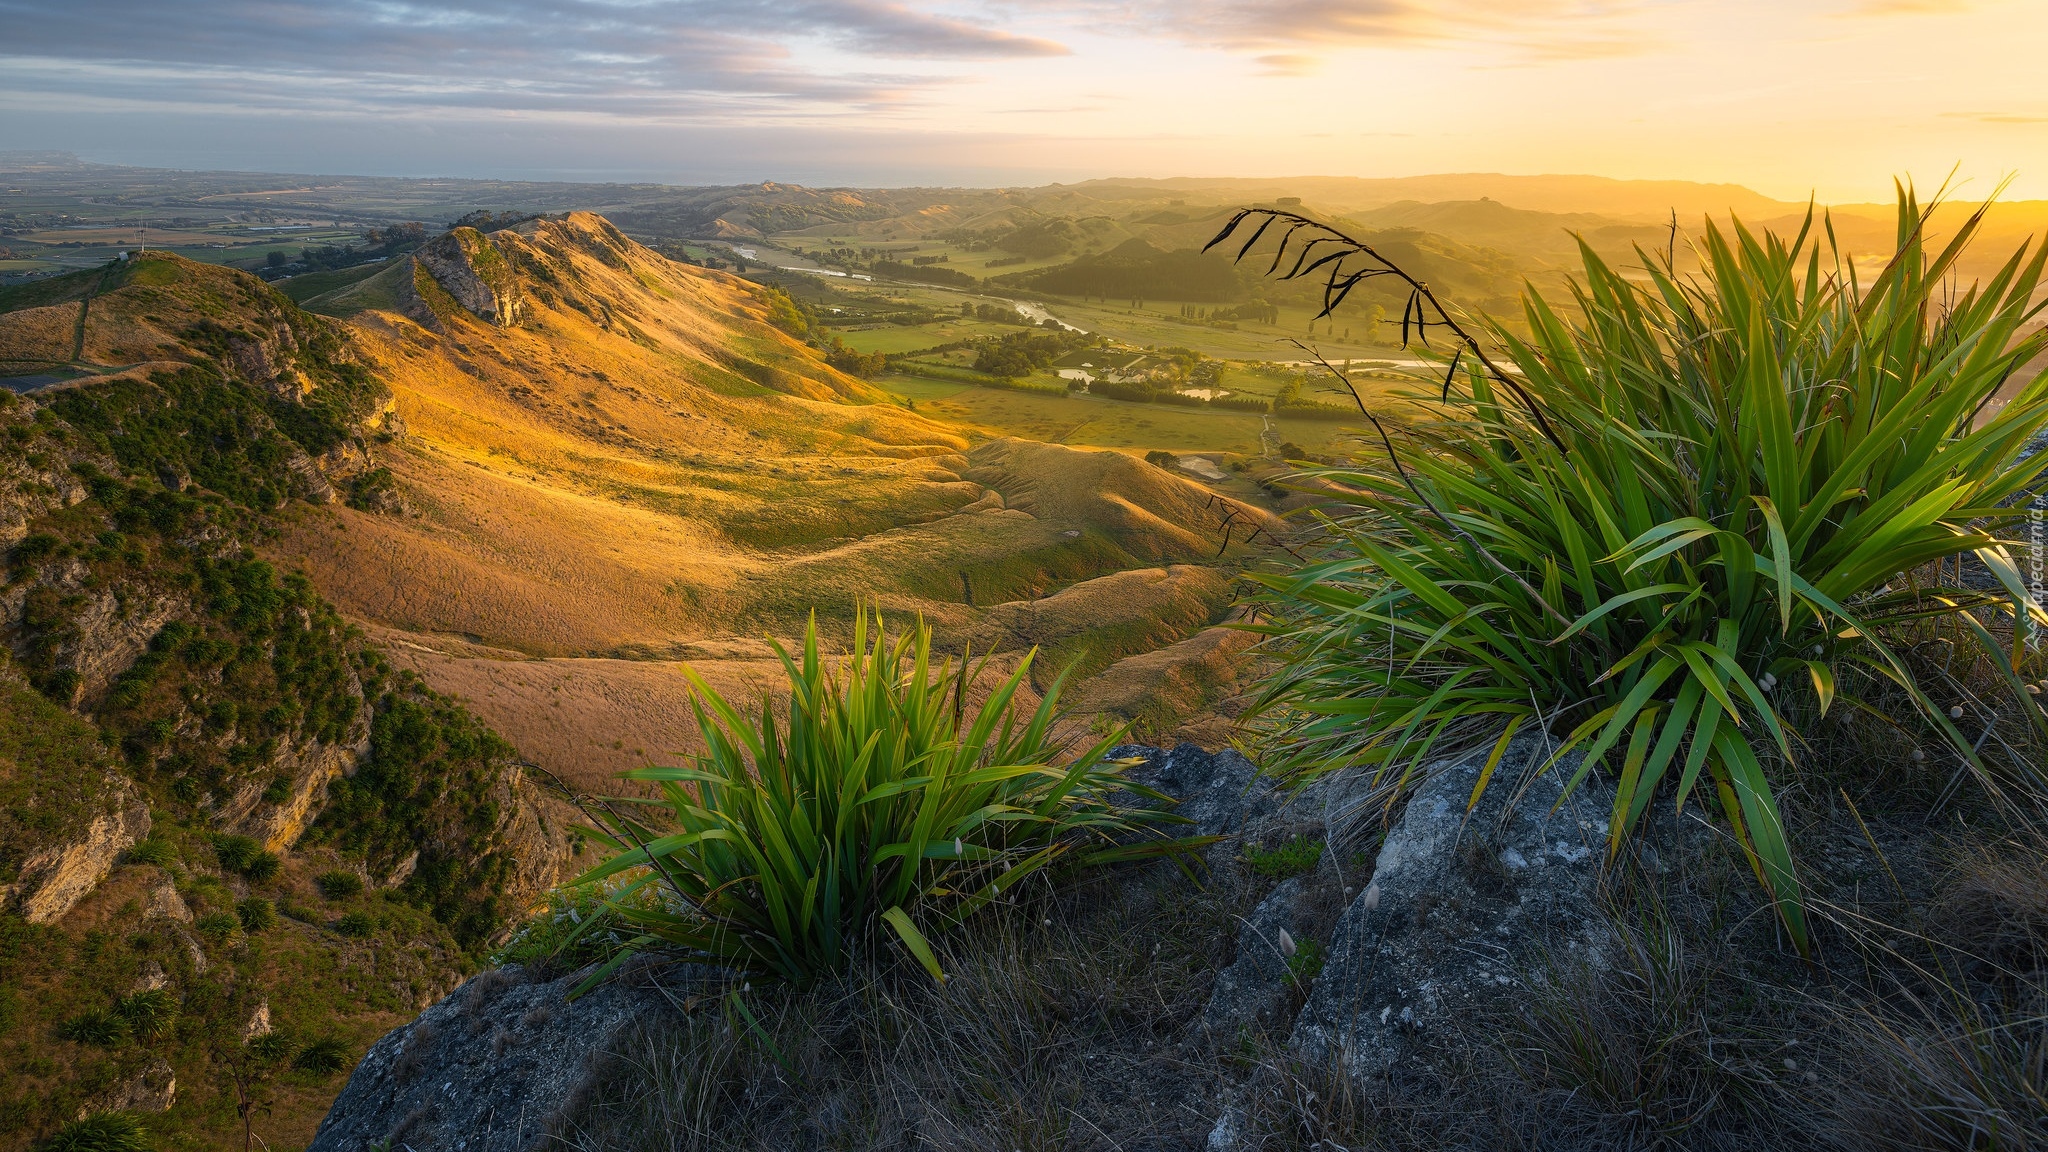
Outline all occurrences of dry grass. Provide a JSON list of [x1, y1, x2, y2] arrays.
[[556, 861, 1262, 1152], [239, 215, 1284, 823], [0, 301, 79, 363], [272, 230, 1265, 654]]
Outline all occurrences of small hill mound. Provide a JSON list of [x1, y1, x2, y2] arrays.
[[965, 438, 1280, 560]]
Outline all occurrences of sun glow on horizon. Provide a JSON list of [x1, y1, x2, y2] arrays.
[[1, 0, 2044, 199]]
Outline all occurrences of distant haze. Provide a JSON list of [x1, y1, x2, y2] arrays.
[[1, 0, 2044, 201]]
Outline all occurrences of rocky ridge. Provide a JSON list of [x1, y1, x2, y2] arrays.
[[310, 739, 1622, 1150]]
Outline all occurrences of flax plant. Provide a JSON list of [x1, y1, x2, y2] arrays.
[[1243, 190, 2048, 954], [565, 609, 1190, 987]]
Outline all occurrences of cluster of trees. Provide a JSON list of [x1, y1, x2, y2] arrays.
[[824, 338, 889, 378], [871, 260, 977, 288], [960, 301, 1047, 327], [1269, 378, 1359, 420], [997, 218, 1081, 259], [1179, 300, 1281, 324], [757, 285, 887, 378], [447, 209, 542, 233], [972, 329, 1096, 378]]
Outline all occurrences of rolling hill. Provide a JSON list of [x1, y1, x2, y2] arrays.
[[271, 212, 1275, 791]]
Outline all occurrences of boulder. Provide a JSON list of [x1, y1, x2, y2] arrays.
[[309, 958, 723, 1152], [1287, 735, 1616, 1076], [1113, 742, 1280, 840], [78, 1058, 175, 1118]]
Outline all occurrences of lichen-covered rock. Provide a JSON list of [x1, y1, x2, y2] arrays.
[[1288, 736, 1616, 1076], [1201, 875, 1307, 1040], [1113, 742, 1280, 840], [309, 959, 723, 1152]]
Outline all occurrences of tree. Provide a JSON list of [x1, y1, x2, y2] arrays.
[[192, 973, 298, 1152]]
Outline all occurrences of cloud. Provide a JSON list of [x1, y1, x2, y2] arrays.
[[0, 0, 1065, 126], [1040, 0, 1661, 60], [1847, 0, 1973, 13], [1253, 52, 1320, 75]]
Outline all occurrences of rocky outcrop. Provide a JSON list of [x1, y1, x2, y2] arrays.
[[78, 1057, 175, 1118], [19, 572, 185, 709], [414, 229, 527, 328], [3, 770, 150, 923], [1287, 735, 1616, 1074], [226, 321, 310, 401], [394, 259, 448, 334], [485, 766, 574, 918], [218, 711, 372, 852], [0, 393, 115, 546], [309, 958, 726, 1152], [1202, 875, 1309, 1040], [308, 740, 1626, 1147]]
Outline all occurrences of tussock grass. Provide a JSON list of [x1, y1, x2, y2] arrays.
[[1245, 189, 2048, 954], [565, 609, 1193, 987]]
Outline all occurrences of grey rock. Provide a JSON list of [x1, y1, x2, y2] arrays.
[[1201, 875, 1307, 1040], [1113, 742, 1279, 839], [309, 958, 724, 1152], [1289, 735, 1616, 1076], [78, 1057, 175, 1118]]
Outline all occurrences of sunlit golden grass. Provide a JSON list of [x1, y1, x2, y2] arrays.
[[259, 215, 1278, 797]]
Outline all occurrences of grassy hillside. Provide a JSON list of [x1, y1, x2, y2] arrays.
[[263, 213, 1279, 791]]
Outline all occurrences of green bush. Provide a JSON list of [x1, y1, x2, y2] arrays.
[[1247, 192, 2048, 954], [1244, 835, 1324, 879], [193, 911, 241, 943], [292, 1035, 351, 1074], [315, 870, 363, 900], [335, 911, 374, 938], [236, 897, 277, 933], [569, 609, 1193, 987], [211, 835, 261, 873], [112, 989, 177, 1043], [123, 839, 176, 867], [57, 1009, 128, 1047], [490, 878, 652, 975], [241, 851, 280, 884], [37, 1112, 151, 1152]]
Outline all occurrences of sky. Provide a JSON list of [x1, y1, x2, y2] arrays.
[[1, 0, 2045, 200]]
